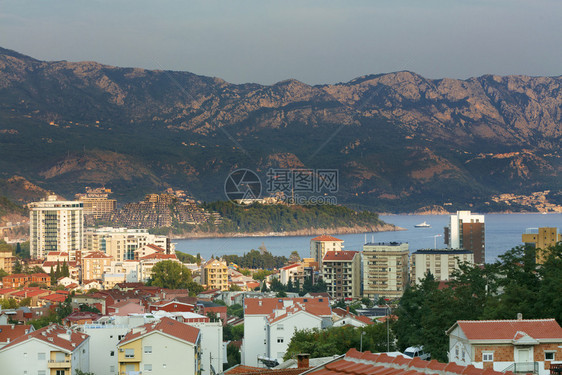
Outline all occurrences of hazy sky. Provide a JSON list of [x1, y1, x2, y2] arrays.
[[1, 0, 561, 85]]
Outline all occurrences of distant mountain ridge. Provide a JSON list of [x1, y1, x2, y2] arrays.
[[0, 47, 560, 212]]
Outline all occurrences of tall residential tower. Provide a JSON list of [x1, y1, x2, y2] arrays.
[[29, 195, 84, 260], [444, 211, 485, 264]]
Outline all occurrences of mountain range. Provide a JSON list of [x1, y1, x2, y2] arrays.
[[0, 47, 560, 212]]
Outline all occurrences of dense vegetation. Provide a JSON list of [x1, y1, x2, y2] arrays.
[[284, 324, 394, 361], [222, 249, 288, 270], [203, 201, 385, 233], [0, 195, 26, 218], [147, 260, 203, 295], [393, 243, 562, 362]]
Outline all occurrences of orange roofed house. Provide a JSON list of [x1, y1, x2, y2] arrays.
[[447, 317, 562, 375], [242, 297, 332, 367], [303, 349, 515, 375]]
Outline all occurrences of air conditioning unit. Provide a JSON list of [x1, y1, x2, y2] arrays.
[[118, 349, 124, 352]]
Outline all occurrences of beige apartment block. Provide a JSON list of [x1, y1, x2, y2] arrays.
[[410, 249, 474, 285], [82, 250, 113, 282], [310, 235, 344, 266], [322, 250, 361, 300], [201, 258, 228, 291], [362, 242, 409, 300], [522, 227, 561, 263]]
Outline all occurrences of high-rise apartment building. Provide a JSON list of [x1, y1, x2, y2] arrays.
[[522, 227, 561, 263], [362, 242, 409, 300], [29, 195, 84, 260], [444, 211, 485, 264], [84, 227, 173, 262], [322, 250, 361, 299], [410, 249, 474, 285], [75, 187, 116, 219], [310, 235, 344, 266]]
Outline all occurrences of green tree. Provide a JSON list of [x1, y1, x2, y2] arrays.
[[13, 259, 23, 274], [229, 284, 242, 291], [225, 342, 241, 370], [227, 304, 244, 318], [150, 260, 196, 289], [61, 261, 70, 278]]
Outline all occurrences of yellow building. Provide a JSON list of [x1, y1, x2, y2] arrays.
[[0, 247, 15, 274], [118, 317, 201, 375], [201, 258, 228, 290], [522, 227, 561, 263], [310, 235, 344, 266], [81, 250, 113, 281], [362, 242, 409, 300]]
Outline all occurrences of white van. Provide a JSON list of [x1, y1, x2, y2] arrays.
[[403, 346, 430, 360]]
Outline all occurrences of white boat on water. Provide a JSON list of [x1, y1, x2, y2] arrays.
[[414, 221, 431, 228]]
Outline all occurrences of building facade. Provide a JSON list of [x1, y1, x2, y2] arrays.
[[310, 235, 344, 266], [75, 187, 116, 219], [447, 318, 562, 375], [522, 227, 562, 263], [411, 249, 474, 285], [444, 211, 485, 264], [362, 242, 409, 300], [201, 258, 228, 291], [29, 195, 84, 260], [84, 227, 172, 262], [82, 251, 113, 282], [322, 251, 361, 300]]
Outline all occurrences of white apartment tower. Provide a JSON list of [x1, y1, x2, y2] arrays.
[[29, 195, 84, 260], [444, 211, 485, 264]]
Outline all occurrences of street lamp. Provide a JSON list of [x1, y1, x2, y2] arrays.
[[360, 331, 366, 352]]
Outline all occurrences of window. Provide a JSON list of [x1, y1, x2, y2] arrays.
[[277, 337, 284, 343], [277, 324, 284, 330], [144, 346, 152, 354], [125, 348, 134, 358], [38, 371, 46, 375], [144, 364, 153, 372], [545, 352, 555, 361], [37, 352, 46, 360], [56, 371, 65, 375], [110, 351, 115, 356], [110, 366, 115, 373], [482, 352, 494, 362]]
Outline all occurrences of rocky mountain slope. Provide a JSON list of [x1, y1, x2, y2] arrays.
[[0, 47, 560, 212]]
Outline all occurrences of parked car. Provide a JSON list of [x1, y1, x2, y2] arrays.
[[403, 346, 430, 360]]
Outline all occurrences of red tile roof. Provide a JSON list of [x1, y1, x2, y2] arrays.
[[322, 251, 358, 261], [451, 319, 562, 341], [119, 317, 199, 345], [39, 294, 67, 303], [0, 324, 34, 343], [83, 251, 112, 259], [332, 307, 374, 326], [308, 349, 513, 375], [139, 253, 178, 260], [280, 264, 300, 270], [245, 297, 331, 317], [311, 235, 343, 242], [0, 324, 88, 352], [225, 367, 310, 375], [145, 244, 166, 252]]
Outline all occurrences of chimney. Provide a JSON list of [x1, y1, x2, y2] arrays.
[[297, 353, 310, 368], [346, 306, 349, 314], [517, 313, 523, 320]]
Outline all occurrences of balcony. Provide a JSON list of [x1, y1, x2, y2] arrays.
[[48, 359, 71, 368], [502, 362, 538, 374]]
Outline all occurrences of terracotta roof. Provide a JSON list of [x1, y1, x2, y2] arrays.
[[0, 324, 88, 352], [332, 308, 374, 326], [306, 349, 513, 375], [311, 235, 343, 242], [64, 311, 101, 322], [139, 253, 178, 260], [452, 319, 562, 341], [245, 297, 331, 317], [144, 243, 166, 252], [0, 324, 34, 343], [31, 273, 50, 278], [83, 251, 112, 259], [280, 264, 300, 270], [268, 303, 323, 324], [12, 289, 50, 298], [119, 316, 199, 346], [323, 251, 358, 262], [225, 366, 310, 375], [40, 294, 67, 303]]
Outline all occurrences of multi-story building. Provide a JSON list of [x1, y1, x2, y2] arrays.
[[75, 187, 116, 219], [82, 251, 113, 282], [29, 195, 84, 260], [0, 248, 15, 274], [117, 317, 201, 375], [362, 242, 409, 300], [0, 324, 90, 375], [201, 258, 228, 291], [444, 211, 485, 264], [278, 257, 319, 287], [410, 249, 474, 285], [310, 235, 344, 266], [242, 297, 332, 366], [322, 250, 361, 300], [84, 227, 173, 261], [522, 227, 562, 263], [447, 317, 562, 375]]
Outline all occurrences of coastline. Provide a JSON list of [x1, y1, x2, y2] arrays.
[[168, 223, 404, 240]]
